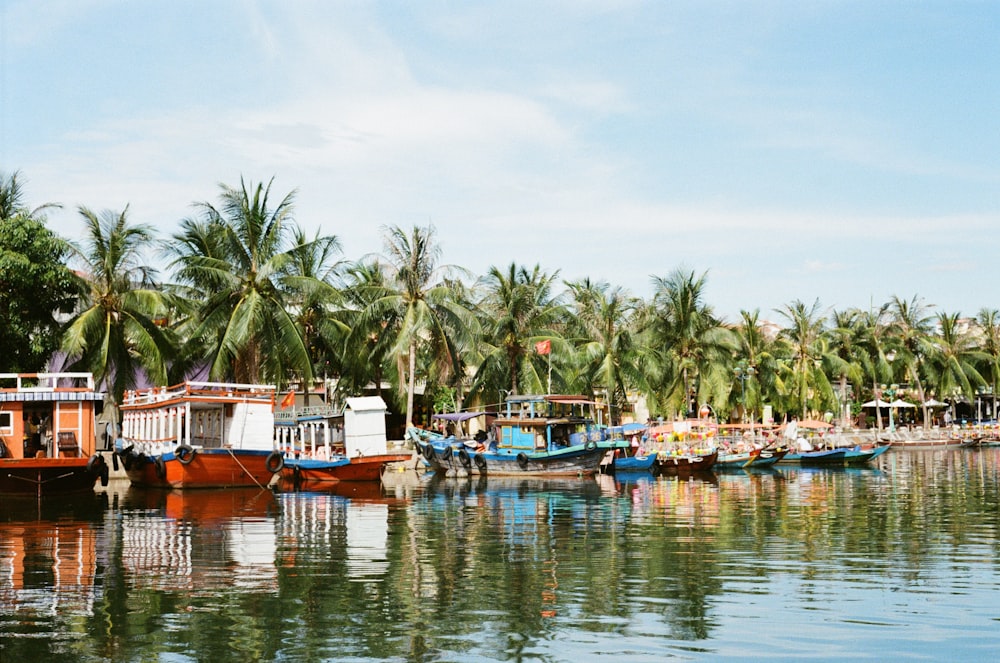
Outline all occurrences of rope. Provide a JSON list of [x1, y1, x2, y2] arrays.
[[225, 446, 267, 490]]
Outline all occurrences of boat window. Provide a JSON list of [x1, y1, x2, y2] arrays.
[[0, 411, 11, 434]]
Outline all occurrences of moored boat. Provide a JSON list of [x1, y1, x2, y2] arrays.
[[442, 395, 607, 477], [715, 447, 761, 470], [779, 447, 848, 465], [843, 443, 891, 465], [276, 396, 411, 489], [0, 372, 110, 497], [655, 449, 718, 474], [750, 447, 788, 467], [115, 381, 283, 489]]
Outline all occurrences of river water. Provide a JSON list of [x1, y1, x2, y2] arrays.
[[1, 448, 998, 662]]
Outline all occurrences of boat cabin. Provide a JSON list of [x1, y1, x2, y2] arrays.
[[119, 381, 276, 456], [0, 373, 104, 460], [274, 396, 390, 459], [493, 395, 604, 453]]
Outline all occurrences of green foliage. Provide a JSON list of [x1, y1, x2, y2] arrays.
[[0, 213, 79, 371]]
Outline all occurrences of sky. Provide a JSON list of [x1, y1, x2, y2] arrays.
[[2, 1, 999, 323]]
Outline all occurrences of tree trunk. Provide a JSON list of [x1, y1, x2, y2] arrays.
[[406, 340, 417, 428]]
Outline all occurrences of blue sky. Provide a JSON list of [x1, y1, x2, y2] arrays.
[[2, 1, 998, 322]]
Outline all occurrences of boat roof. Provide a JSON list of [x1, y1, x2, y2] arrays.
[[344, 396, 388, 412], [432, 411, 490, 422]]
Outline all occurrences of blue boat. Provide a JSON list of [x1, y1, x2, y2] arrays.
[[412, 395, 608, 476], [779, 447, 848, 465], [843, 444, 891, 465]]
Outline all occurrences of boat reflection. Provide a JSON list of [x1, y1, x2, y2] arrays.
[[118, 488, 281, 593], [0, 493, 109, 618]]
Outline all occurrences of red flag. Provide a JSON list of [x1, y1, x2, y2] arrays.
[[281, 390, 295, 409], [534, 339, 551, 355]]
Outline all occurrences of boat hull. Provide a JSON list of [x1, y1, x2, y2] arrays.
[[843, 444, 891, 465], [779, 448, 848, 465], [281, 453, 412, 487], [610, 454, 657, 473], [655, 450, 718, 474], [0, 457, 106, 497], [750, 448, 788, 467], [470, 446, 606, 477], [119, 447, 279, 489]]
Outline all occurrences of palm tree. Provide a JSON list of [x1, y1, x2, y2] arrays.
[[564, 279, 642, 424], [924, 312, 987, 413], [854, 303, 895, 431], [731, 309, 782, 425], [888, 295, 935, 427], [776, 299, 839, 419], [283, 226, 347, 403], [825, 308, 868, 427], [61, 206, 173, 407], [470, 263, 566, 402], [167, 177, 317, 385], [357, 225, 474, 428], [975, 308, 1000, 421], [644, 269, 734, 418]]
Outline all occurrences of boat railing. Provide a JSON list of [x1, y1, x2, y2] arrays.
[[122, 381, 277, 406], [0, 372, 96, 392], [274, 404, 338, 422]]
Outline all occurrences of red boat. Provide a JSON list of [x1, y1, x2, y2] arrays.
[[275, 396, 412, 490], [115, 381, 283, 489], [0, 372, 109, 497], [655, 449, 719, 475]]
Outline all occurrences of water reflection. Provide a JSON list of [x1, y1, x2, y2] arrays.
[[0, 450, 998, 661]]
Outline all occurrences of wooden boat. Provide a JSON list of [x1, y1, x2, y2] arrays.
[[407, 410, 494, 475], [715, 447, 762, 470], [843, 444, 891, 465], [750, 447, 788, 467], [779, 447, 848, 465], [115, 381, 283, 489], [600, 423, 657, 473], [276, 396, 411, 489], [430, 395, 607, 477], [655, 449, 718, 474], [0, 372, 110, 497]]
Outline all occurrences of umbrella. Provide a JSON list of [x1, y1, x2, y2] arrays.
[[777, 419, 832, 430], [889, 399, 916, 408]]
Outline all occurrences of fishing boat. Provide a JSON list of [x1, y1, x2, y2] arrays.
[[601, 423, 656, 474], [750, 447, 788, 467], [115, 381, 284, 489], [0, 372, 110, 497], [714, 447, 762, 470], [655, 449, 718, 474], [407, 411, 494, 475], [843, 443, 891, 465], [778, 447, 849, 465], [646, 419, 719, 475], [275, 396, 412, 490], [441, 395, 607, 477]]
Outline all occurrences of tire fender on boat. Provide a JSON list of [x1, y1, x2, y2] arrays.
[[474, 453, 487, 471], [153, 455, 167, 480], [516, 452, 529, 469], [175, 444, 196, 465], [86, 453, 106, 475], [265, 451, 284, 473], [458, 448, 472, 469]]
